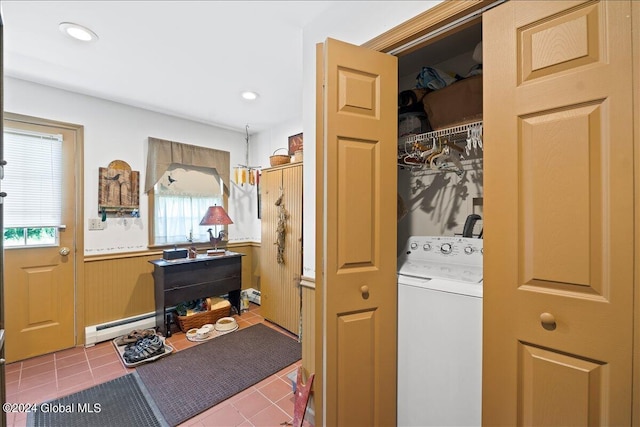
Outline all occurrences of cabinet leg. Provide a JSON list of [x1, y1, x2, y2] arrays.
[[165, 312, 172, 338]]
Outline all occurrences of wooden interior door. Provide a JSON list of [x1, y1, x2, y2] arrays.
[[317, 37, 397, 426], [3, 116, 78, 363], [259, 163, 302, 334], [483, 1, 634, 424]]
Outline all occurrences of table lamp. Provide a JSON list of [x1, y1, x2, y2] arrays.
[[200, 205, 233, 255]]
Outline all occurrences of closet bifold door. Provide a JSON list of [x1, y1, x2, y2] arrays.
[[259, 164, 302, 335], [483, 1, 634, 425]]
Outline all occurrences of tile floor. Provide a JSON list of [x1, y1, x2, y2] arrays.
[[4, 303, 312, 427]]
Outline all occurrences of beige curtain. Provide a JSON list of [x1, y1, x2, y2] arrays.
[[145, 137, 230, 195]]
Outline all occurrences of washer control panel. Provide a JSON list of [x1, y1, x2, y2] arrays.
[[398, 236, 483, 283]]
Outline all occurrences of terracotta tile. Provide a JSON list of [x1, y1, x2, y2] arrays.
[[56, 361, 90, 379], [199, 403, 246, 426], [248, 404, 292, 427], [235, 420, 253, 427], [232, 390, 271, 419], [19, 371, 56, 391], [5, 368, 21, 385], [20, 361, 55, 379], [54, 346, 86, 359], [5, 362, 22, 373], [91, 362, 126, 382], [20, 353, 54, 369], [257, 377, 293, 403], [4, 412, 14, 427], [275, 363, 299, 379], [88, 351, 120, 369], [236, 320, 253, 330], [16, 384, 57, 404], [85, 343, 117, 358], [13, 411, 28, 427], [5, 381, 20, 399], [226, 385, 258, 406], [55, 352, 88, 369], [57, 371, 94, 393], [276, 393, 296, 418]]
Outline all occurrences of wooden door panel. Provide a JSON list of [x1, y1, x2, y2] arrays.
[[336, 138, 377, 270], [483, 1, 633, 424], [336, 310, 376, 427], [519, 103, 603, 292], [520, 3, 601, 83], [519, 343, 604, 426], [321, 37, 397, 426]]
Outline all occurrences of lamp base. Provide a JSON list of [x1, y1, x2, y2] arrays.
[[206, 249, 226, 256]]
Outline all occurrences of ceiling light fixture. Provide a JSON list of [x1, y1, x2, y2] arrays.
[[241, 91, 259, 101], [59, 22, 99, 42]]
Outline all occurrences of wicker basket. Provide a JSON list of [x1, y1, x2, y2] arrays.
[[174, 304, 231, 332], [270, 148, 291, 167]]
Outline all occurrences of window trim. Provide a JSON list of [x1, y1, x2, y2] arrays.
[[145, 137, 230, 248]]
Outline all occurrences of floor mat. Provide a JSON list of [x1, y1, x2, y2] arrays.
[[27, 372, 168, 427], [136, 323, 301, 427]]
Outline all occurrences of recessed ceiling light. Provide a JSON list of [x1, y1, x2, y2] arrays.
[[241, 91, 259, 101], [59, 22, 99, 42]]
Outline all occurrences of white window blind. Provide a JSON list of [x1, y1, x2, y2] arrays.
[[3, 129, 63, 228]]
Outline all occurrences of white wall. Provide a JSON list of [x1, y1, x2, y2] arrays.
[[4, 77, 261, 254], [300, 1, 444, 278], [250, 118, 303, 241]]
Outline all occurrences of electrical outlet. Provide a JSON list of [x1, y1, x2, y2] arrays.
[[88, 218, 106, 230]]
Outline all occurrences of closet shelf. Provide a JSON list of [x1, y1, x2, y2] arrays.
[[397, 120, 483, 175]]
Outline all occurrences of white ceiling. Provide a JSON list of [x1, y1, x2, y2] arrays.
[[1, 1, 339, 133]]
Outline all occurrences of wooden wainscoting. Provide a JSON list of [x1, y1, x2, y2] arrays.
[[227, 241, 260, 291], [83, 242, 260, 340], [84, 251, 160, 328], [301, 277, 316, 377]]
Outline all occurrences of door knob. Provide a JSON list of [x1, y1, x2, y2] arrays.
[[540, 312, 556, 331], [360, 285, 369, 300], [59, 247, 70, 256]]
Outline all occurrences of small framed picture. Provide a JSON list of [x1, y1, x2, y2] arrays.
[[288, 132, 303, 155]]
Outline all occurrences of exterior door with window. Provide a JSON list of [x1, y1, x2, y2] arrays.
[[3, 115, 78, 362]]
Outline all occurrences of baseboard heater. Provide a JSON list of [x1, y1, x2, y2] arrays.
[[85, 311, 156, 347]]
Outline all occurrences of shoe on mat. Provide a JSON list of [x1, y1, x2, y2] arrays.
[[123, 336, 164, 364], [115, 328, 156, 346]]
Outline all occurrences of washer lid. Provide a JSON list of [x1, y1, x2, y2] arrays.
[[398, 275, 483, 298], [397, 256, 483, 283]]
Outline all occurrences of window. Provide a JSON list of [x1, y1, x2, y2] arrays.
[[153, 165, 223, 245], [145, 137, 230, 247], [3, 129, 63, 247]]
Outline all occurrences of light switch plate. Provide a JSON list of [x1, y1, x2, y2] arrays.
[[88, 218, 106, 230]]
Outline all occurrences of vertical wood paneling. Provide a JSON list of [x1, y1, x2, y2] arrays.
[[260, 163, 303, 334], [301, 280, 316, 377], [84, 253, 157, 326], [84, 244, 257, 327]]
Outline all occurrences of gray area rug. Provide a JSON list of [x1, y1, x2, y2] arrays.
[[27, 372, 168, 427], [136, 323, 301, 427]]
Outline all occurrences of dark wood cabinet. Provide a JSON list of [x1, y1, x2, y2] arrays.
[[150, 252, 243, 336]]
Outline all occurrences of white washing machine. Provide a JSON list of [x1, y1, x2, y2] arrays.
[[397, 236, 483, 427]]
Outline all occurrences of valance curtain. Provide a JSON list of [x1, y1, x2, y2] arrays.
[[145, 137, 230, 195]]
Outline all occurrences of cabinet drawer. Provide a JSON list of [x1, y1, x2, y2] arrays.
[[155, 258, 240, 291]]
